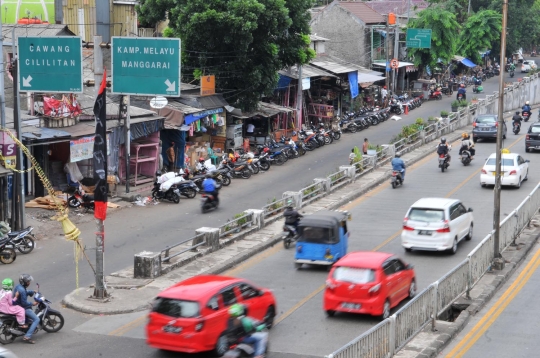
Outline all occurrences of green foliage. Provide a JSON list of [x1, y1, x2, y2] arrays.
[[193, 69, 203, 80], [458, 100, 469, 107], [352, 146, 362, 163], [415, 118, 425, 125], [162, 27, 174, 38], [407, 7, 460, 72], [457, 10, 501, 64], [451, 100, 461, 107], [234, 213, 248, 226], [136, 0, 314, 111], [440, 110, 449, 117]]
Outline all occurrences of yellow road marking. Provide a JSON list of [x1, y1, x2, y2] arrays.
[[108, 315, 146, 336], [445, 246, 540, 358]]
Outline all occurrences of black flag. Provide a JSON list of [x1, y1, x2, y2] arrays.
[[93, 70, 108, 220]]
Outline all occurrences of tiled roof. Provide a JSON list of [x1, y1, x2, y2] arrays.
[[336, 1, 385, 24], [364, 0, 428, 16]]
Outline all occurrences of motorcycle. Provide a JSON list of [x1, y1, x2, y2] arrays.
[[201, 191, 219, 213], [391, 170, 404, 189], [428, 89, 443, 100], [513, 121, 521, 134], [66, 185, 95, 212], [389, 101, 403, 114], [456, 93, 466, 101], [441, 85, 453, 95], [218, 159, 252, 179], [438, 154, 451, 172], [522, 111, 531, 122], [224, 331, 269, 358], [0, 284, 64, 344], [2, 225, 35, 254], [460, 149, 472, 166], [151, 182, 181, 203], [282, 225, 298, 249], [472, 85, 483, 93], [0, 237, 16, 264]]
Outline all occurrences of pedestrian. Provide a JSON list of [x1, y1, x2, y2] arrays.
[[362, 138, 369, 155], [167, 142, 176, 172], [349, 148, 356, 165], [381, 86, 388, 101]]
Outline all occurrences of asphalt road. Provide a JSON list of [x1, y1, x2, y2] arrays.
[[2, 70, 526, 357]]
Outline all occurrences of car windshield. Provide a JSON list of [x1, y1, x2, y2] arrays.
[[333, 267, 375, 284], [298, 226, 337, 244], [152, 298, 200, 318], [531, 126, 540, 133], [476, 117, 496, 124], [485, 158, 515, 166], [408, 208, 445, 222]]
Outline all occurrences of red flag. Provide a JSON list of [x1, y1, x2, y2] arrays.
[[93, 70, 108, 220]]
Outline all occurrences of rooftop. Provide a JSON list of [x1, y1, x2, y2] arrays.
[[333, 1, 385, 25], [364, 0, 428, 16], [1, 24, 76, 46]]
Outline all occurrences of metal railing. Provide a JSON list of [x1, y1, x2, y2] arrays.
[[262, 196, 293, 218], [327, 319, 393, 358], [218, 212, 254, 237], [328, 169, 349, 190], [301, 182, 325, 206], [161, 233, 206, 263], [138, 28, 155, 37], [353, 156, 372, 177], [435, 260, 469, 316]]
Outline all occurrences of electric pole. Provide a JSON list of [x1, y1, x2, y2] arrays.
[[492, 0, 508, 271], [296, 64, 303, 129]]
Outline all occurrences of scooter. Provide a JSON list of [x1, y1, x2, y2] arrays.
[[391, 170, 404, 189], [2, 224, 35, 254], [456, 93, 466, 101], [0, 237, 16, 264], [282, 225, 298, 249], [428, 89, 443, 100], [513, 121, 521, 134], [522, 111, 531, 122], [460, 150, 472, 166], [438, 154, 451, 172], [67, 185, 95, 212], [224, 330, 269, 358], [201, 191, 219, 213], [510, 70, 515, 78], [473, 85, 483, 93]]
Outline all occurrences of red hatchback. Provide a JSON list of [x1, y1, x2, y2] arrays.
[[146, 275, 277, 356], [323, 251, 416, 319]]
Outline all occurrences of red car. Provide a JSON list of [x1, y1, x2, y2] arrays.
[[323, 251, 416, 319], [146, 275, 276, 356]]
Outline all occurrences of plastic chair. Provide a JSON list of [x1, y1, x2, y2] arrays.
[[207, 147, 219, 165]]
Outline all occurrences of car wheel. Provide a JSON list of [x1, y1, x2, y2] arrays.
[[526, 146, 531, 153], [517, 177, 521, 188], [263, 306, 275, 329], [326, 310, 335, 317], [381, 300, 391, 320], [408, 280, 417, 298], [466, 224, 473, 241], [449, 238, 458, 255], [472, 136, 478, 143], [481, 183, 486, 188], [525, 170, 529, 181], [214, 334, 229, 357], [404, 247, 412, 253]]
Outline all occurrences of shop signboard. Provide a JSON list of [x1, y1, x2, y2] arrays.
[[184, 108, 224, 125], [200, 75, 215, 96], [111, 37, 181, 96], [302, 77, 311, 90], [70, 135, 110, 162], [17, 36, 83, 93], [0, 131, 17, 169]]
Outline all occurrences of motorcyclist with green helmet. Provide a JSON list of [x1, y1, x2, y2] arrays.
[[227, 304, 267, 358], [0, 278, 27, 329]]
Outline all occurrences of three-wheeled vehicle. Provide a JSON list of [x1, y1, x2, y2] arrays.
[[294, 210, 351, 269]]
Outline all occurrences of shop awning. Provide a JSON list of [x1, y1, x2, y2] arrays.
[[0, 165, 12, 177], [357, 72, 385, 84], [236, 102, 295, 118], [184, 108, 224, 125], [279, 64, 337, 79], [461, 58, 477, 68], [21, 127, 71, 145], [372, 61, 415, 69]]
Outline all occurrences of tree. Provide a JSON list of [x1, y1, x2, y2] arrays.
[[407, 7, 460, 73], [136, 0, 315, 111], [457, 10, 501, 64]]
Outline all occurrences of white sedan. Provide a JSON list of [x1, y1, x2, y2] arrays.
[[480, 153, 530, 188]]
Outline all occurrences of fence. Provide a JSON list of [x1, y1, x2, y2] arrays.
[[161, 233, 206, 263], [326, 182, 540, 358], [262, 195, 293, 219], [218, 212, 254, 237]]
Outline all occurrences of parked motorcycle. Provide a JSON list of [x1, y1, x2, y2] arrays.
[[428, 89, 443, 100], [3, 226, 35, 254], [0, 284, 64, 344], [201, 192, 219, 213], [67, 185, 95, 211], [151, 182, 181, 203], [0, 237, 16, 264], [218, 159, 252, 179], [513, 121, 521, 134], [282, 225, 298, 249], [391, 170, 404, 189], [460, 150, 472, 166], [438, 154, 451, 172]]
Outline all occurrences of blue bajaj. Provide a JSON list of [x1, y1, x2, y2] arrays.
[[294, 211, 351, 269]]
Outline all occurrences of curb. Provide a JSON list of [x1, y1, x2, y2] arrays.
[[62, 288, 153, 315]]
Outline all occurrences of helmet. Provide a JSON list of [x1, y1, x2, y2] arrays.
[[199, 158, 205, 163], [19, 274, 33, 287], [526, 101, 530, 105], [383, 86, 387, 89], [462, 132, 468, 139], [441, 137, 447, 144], [516, 111, 520, 115], [229, 303, 246, 317], [395, 153, 401, 158], [286, 198, 294, 208], [461, 84, 465, 88], [155, 171, 162, 177], [205, 172, 213, 179], [2, 278, 13, 291]]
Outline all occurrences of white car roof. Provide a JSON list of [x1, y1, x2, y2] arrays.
[[409, 197, 460, 210], [487, 153, 518, 159]]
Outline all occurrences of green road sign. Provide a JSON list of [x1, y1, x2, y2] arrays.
[[111, 37, 181, 96], [406, 29, 432, 49], [17, 36, 83, 93]]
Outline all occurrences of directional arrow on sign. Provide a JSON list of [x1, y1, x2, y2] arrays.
[[165, 79, 176, 92], [22, 75, 33, 87]]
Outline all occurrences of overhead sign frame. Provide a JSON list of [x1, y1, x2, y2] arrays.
[[406, 29, 432, 49]]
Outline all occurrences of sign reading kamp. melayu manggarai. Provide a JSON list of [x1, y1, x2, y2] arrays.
[[111, 37, 181, 97], [17, 36, 83, 93]]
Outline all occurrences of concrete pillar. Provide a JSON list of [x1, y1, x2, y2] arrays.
[[420, 130, 426, 144], [246, 209, 265, 230], [283, 191, 302, 209], [363, 155, 377, 168], [314, 178, 332, 193], [383, 144, 395, 158], [339, 165, 356, 180], [134, 251, 161, 278], [195, 227, 220, 252]]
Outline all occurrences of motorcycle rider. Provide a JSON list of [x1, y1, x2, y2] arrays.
[[13, 274, 39, 344], [284, 199, 303, 232], [0, 278, 27, 329], [459, 132, 475, 159], [391, 153, 406, 181], [509, 62, 516, 73], [512, 111, 523, 131], [522, 101, 532, 117], [227, 304, 267, 358], [202, 172, 218, 204], [457, 84, 466, 100], [437, 137, 451, 163]]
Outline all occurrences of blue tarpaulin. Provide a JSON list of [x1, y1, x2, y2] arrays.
[[461, 58, 477, 68], [348, 71, 359, 99]]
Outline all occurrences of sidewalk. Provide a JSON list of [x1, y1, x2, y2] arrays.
[[63, 126, 467, 315]]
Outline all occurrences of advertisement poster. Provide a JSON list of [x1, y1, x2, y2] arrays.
[[70, 135, 110, 162]]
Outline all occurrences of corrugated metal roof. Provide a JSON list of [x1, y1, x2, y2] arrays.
[[237, 102, 294, 118], [2, 24, 76, 46], [0, 165, 11, 176], [310, 34, 330, 42], [279, 64, 338, 79], [177, 94, 229, 109], [336, 1, 385, 24], [167, 100, 203, 115], [311, 55, 375, 75], [364, 0, 428, 16]]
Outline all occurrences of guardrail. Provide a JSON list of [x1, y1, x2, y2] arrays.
[[328, 169, 350, 190], [301, 181, 325, 206], [161, 233, 206, 263], [218, 212, 254, 237], [326, 183, 540, 358], [262, 195, 293, 219]]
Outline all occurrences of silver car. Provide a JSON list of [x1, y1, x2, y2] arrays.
[[472, 114, 507, 142]]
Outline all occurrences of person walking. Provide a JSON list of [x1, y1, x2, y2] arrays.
[[167, 142, 176, 172], [362, 138, 369, 155]]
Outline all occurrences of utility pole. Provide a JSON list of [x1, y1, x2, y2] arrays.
[[0, 6, 9, 224], [492, 0, 508, 271], [11, 58, 25, 231], [124, 95, 131, 193], [296, 64, 303, 129], [385, 18, 390, 90], [393, 25, 400, 92]]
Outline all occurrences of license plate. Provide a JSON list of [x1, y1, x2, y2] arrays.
[[482, 128, 490, 131], [492, 172, 504, 176], [418, 230, 432, 235], [341, 303, 361, 309], [163, 325, 182, 333], [325, 254, 334, 260]]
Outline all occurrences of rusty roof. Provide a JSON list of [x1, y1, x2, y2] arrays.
[[336, 1, 385, 24]]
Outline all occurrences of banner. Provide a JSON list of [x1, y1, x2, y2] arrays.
[[40, 94, 82, 118], [93, 71, 108, 220], [70, 135, 110, 163]]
